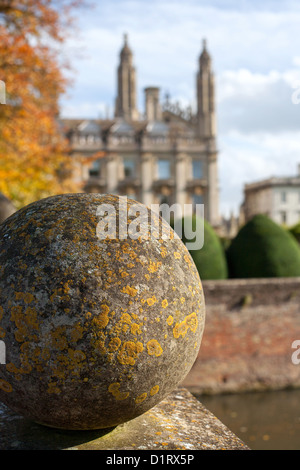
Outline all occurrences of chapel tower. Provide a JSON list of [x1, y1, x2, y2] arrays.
[[197, 39, 216, 139], [115, 33, 139, 121]]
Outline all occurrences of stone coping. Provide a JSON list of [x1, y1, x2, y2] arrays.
[[0, 387, 249, 450], [203, 277, 300, 287]]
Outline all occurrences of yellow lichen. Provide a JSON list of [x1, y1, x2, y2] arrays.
[[146, 296, 157, 306], [15, 292, 35, 304], [148, 261, 162, 273], [150, 385, 159, 396], [10, 305, 22, 322], [173, 322, 188, 339], [50, 326, 68, 350], [6, 362, 19, 374], [146, 339, 163, 357], [108, 382, 129, 401], [108, 337, 121, 352], [135, 392, 147, 404], [117, 341, 144, 365], [101, 304, 110, 315], [70, 323, 84, 342], [162, 299, 168, 309], [120, 313, 131, 324], [185, 312, 198, 332], [131, 323, 142, 335], [173, 312, 198, 339], [93, 338, 106, 355], [166, 315, 174, 326], [92, 308, 109, 330], [184, 253, 192, 264], [173, 252, 181, 259], [0, 379, 13, 393], [24, 307, 39, 330], [47, 381, 61, 394], [122, 285, 138, 297], [68, 348, 86, 363]]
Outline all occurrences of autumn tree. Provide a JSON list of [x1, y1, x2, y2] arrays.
[[0, 0, 87, 209]]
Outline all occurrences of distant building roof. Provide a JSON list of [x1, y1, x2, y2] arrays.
[[146, 121, 169, 136], [245, 175, 300, 191], [77, 120, 101, 134], [111, 120, 135, 135]]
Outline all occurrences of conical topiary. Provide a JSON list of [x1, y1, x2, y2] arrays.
[[173, 215, 228, 280], [227, 214, 300, 278]]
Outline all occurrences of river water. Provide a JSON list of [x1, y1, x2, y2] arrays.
[[197, 389, 300, 450]]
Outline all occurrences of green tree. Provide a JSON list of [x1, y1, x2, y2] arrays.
[[174, 215, 228, 280], [227, 214, 300, 278], [288, 222, 300, 244]]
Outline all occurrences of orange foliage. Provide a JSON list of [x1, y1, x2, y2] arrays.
[[0, 0, 87, 209]]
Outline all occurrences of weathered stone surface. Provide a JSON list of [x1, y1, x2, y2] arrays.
[[0, 194, 205, 430], [0, 387, 249, 450]]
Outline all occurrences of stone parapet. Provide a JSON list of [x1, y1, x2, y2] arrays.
[[0, 388, 248, 450]]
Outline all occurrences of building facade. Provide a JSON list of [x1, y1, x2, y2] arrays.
[[241, 165, 300, 227], [61, 34, 221, 227]]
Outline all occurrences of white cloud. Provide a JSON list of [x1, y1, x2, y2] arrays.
[[218, 130, 300, 217], [217, 66, 300, 134]]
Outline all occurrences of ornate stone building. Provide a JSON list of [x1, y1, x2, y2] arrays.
[[60, 34, 221, 227]]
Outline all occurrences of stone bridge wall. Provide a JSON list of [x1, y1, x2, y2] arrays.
[[183, 278, 300, 394]]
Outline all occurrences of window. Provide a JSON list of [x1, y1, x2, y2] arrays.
[[89, 159, 101, 177], [124, 159, 135, 178], [281, 191, 287, 203], [192, 160, 203, 179], [158, 159, 170, 179]]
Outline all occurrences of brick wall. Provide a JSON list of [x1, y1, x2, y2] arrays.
[[182, 278, 300, 395]]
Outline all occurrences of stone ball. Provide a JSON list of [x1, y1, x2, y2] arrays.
[[0, 194, 205, 430]]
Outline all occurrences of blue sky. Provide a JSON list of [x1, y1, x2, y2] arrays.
[[60, 0, 300, 218]]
